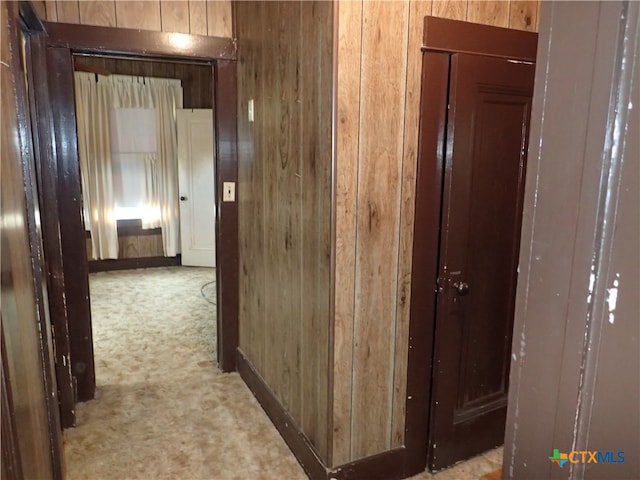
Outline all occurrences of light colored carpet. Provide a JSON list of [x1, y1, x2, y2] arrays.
[[65, 266, 502, 480], [63, 266, 306, 480]]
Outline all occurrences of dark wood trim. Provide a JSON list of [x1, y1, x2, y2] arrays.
[[27, 31, 77, 429], [240, 342, 421, 480], [405, 51, 451, 476], [237, 350, 328, 480], [8, 2, 64, 476], [18, 1, 44, 32], [33, 22, 239, 400], [43, 21, 236, 61], [88, 255, 181, 273], [214, 61, 239, 372], [331, 449, 407, 480], [423, 16, 537, 62], [47, 46, 96, 403]]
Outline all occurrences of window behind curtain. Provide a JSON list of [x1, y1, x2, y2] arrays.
[[109, 107, 159, 223]]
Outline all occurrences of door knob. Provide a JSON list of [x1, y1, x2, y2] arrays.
[[453, 281, 470, 296], [180, 196, 188, 201]]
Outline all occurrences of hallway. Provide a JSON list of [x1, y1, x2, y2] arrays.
[[63, 266, 503, 479], [63, 267, 306, 479]]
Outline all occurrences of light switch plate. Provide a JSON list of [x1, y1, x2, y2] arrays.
[[223, 182, 235, 202]]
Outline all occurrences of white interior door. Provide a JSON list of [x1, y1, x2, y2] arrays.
[[177, 109, 216, 267]]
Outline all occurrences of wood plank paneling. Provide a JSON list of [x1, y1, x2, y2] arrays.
[[236, 0, 266, 373], [467, 0, 509, 27], [236, 0, 333, 464], [261, 0, 279, 395], [189, 0, 208, 35], [160, 0, 190, 33], [274, 0, 302, 421], [332, 0, 362, 467], [300, 0, 333, 460], [391, 0, 433, 450], [31, 1, 46, 20], [207, 0, 232, 37], [509, 0, 538, 31], [350, 0, 409, 460], [114, 1, 161, 31], [46, 0, 232, 37], [44, 1, 57, 21], [432, 0, 467, 20], [55, 0, 79, 23], [78, 1, 116, 27]]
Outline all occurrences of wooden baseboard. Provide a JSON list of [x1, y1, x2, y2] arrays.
[[88, 255, 181, 273], [330, 448, 408, 480], [236, 350, 328, 479], [236, 349, 422, 480]]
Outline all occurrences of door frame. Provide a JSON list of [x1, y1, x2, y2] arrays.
[[4, 2, 64, 476], [30, 19, 239, 411], [406, 16, 537, 473]]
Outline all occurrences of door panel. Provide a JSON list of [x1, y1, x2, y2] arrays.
[[177, 109, 216, 267], [429, 53, 535, 470]]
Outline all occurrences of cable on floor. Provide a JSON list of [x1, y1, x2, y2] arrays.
[[200, 280, 217, 305]]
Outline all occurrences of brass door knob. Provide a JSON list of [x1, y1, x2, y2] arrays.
[[453, 281, 470, 296]]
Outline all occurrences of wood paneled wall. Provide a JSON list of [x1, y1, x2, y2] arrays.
[[235, 1, 334, 464], [76, 56, 213, 109], [42, 0, 232, 38], [333, 0, 539, 464]]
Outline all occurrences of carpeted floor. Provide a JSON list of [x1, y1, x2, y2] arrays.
[[64, 266, 502, 480], [64, 266, 306, 480]]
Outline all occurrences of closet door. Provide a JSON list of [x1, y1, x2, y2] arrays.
[[429, 53, 535, 470]]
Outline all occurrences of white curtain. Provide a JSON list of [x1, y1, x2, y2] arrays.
[[74, 72, 119, 260], [149, 78, 183, 257], [74, 73, 183, 258]]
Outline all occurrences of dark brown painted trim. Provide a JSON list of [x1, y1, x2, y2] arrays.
[[239, 349, 419, 480], [408, 19, 539, 474], [423, 16, 537, 62], [237, 350, 328, 480], [10, 2, 64, 475], [405, 51, 451, 476], [33, 21, 239, 383], [331, 449, 407, 480], [214, 61, 239, 373], [47, 46, 96, 403], [18, 0, 44, 32], [43, 21, 236, 61], [26, 32, 77, 429], [88, 255, 181, 273]]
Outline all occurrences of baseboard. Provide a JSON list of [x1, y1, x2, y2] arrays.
[[236, 349, 422, 480], [236, 350, 328, 480], [329, 449, 407, 480], [88, 255, 181, 273]]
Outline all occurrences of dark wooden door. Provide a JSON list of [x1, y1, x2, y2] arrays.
[[428, 53, 535, 470]]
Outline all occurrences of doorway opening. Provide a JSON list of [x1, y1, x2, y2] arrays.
[[70, 54, 219, 436], [405, 16, 538, 474], [26, 21, 238, 430]]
